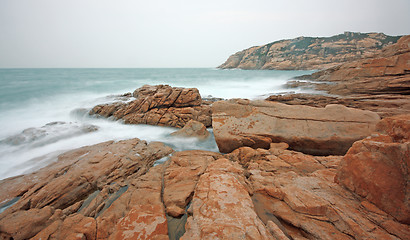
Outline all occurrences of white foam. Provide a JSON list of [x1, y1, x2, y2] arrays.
[[0, 69, 315, 180]]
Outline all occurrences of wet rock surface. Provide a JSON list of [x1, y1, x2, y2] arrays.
[[170, 120, 210, 140], [212, 99, 380, 155], [90, 84, 212, 128]]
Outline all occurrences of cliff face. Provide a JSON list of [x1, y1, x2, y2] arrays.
[[219, 32, 402, 70]]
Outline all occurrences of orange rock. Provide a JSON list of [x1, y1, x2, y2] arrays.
[[336, 114, 410, 224], [170, 120, 210, 139], [226, 146, 269, 167], [132, 84, 201, 108], [90, 85, 212, 128], [222, 135, 409, 239], [2, 118, 409, 240], [0, 139, 173, 239], [266, 220, 290, 240], [376, 114, 410, 141], [96, 164, 167, 239], [163, 150, 221, 217], [32, 214, 97, 240], [112, 204, 168, 240], [181, 158, 273, 239], [247, 146, 409, 240], [212, 99, 380, 155], [266, 93, 410, 119], [0, 206, 55, 240], [122, 105, 212, 128]]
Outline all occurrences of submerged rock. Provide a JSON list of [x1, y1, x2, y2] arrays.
[[170, 120, 210, 140], [212, 99, 380, 155], [336, 114, 410, 224], [2, 121, 99, 146], [90, 84, 212, 128]]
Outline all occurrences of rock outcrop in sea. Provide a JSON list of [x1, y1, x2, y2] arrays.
[[90, 84, 212, 128], [219, 32, 401, 70]]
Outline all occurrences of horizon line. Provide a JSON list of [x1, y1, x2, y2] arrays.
[[0, 67, 220, 69]]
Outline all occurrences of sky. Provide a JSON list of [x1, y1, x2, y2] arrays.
[[0, 0, 409, 68]]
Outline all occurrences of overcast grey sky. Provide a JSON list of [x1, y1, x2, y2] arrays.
[[1, 0, 409, 68]]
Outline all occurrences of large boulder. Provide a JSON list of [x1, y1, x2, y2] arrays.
[[336, 114, 410, 224], [212, 99, 380, 155], [90, 85, 212, 128]]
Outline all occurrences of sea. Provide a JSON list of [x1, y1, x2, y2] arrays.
[[0, 68, 315, 180]]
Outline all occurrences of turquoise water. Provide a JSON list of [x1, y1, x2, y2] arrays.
[[0, 68, 313, 179]]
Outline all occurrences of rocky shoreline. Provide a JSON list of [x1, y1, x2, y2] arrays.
[[1, 35, 409, 239], [1, 112, 408, 239]]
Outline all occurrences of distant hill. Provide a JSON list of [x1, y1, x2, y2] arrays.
[[294, 35, 410, 95], [218, 32, 402, 70]]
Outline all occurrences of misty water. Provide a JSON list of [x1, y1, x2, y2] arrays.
[[0, 68, 315, 180]]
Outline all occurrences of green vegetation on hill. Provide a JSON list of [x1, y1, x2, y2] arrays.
[[219, 32, 402, 70]]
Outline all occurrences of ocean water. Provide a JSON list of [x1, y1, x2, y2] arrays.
[[0, 68, 314, 180]]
